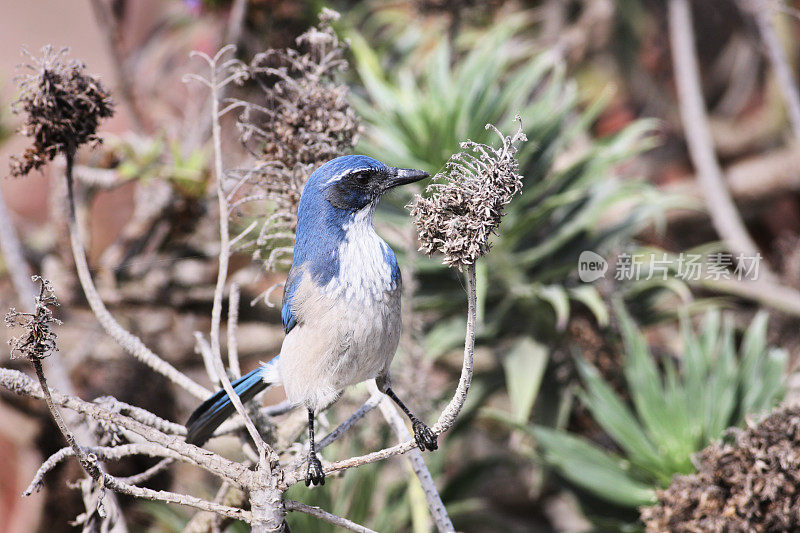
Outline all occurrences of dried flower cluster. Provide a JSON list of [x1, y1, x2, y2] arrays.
[[5, 277, 61, 360], [231, 9, 358, 271], [641, 406, 800, 532], [10, 46, 114, 176], [409, 117, 526, 268]]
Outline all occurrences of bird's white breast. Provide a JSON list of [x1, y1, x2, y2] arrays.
[[277, 206, 402, 410]]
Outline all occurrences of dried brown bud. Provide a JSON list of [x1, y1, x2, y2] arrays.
[[232, 10, 359, 271], [5, 277, 61, 360], [10, 46, 114, 176], [642, 406, 800, 532], [408, 117, 526, 268]]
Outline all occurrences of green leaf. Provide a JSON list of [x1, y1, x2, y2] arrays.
[[568, 285, 609, 327], [533, 426, 657, 507], [502, 337, 549, 422], [538, 285, 570, 331]]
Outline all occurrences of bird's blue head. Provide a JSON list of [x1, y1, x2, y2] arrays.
[[302, 155, 429, 214], [289, 155, 428, 290]]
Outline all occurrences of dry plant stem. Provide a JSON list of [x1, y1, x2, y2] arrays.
[[250, 460, 286, 533], [284, 500, 378, 533], [102, 473, 251, 522], [63, 150, 211, 400], [29, 358, 102, 482], [119, 457, 173, 485], [224, 0, 248, 48], [0, 368, 252, 486], [28, 443, 186, 495], [0, 186, 35, 305], [195, 332, 221, 388], [209, 53, 231, 368], [745, 0, 800, 141], [227, 282, 242, 378], [0, 209, 128, 529], [373, 383, 454, 533], [195, 333, 268, 456], [282, 264, 477, 488], [694, 277, 800, 316], [317, 394, 382, 451], [433, 264, 476, 433], [88, 0, 148, 133], [668, 0, 776, 283], [182, 483, 246, 533]]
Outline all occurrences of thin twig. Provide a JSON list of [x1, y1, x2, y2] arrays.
[[195, 332, 221, 388], [119, 458, 173, 485], [0, 186, 35, 305], [208, 48, 234, 369], [227, 282, 242, 378], [63, 151, 211, 400], [103, 473, 251, 522], [195, 333, 268, 457], [372, 382, 454, 532], [668, 0, 777, 283], [742, 0, 800, 141], [88, 0, 149, 132], [0, 368, 253, 487], [27, 444, 184, 495], [288, 393, 383, 475], [318, 394, 382, 451], [284, 500, 378, 533], [29, 358, 102, 482], [182, 483, 248, 533], [433, 264, 477, 433]]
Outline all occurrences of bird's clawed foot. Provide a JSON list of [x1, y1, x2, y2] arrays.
[[412, 420, 438, 451], [305, 453, 325, 486]]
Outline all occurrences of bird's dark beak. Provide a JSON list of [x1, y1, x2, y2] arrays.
[[384, 167, 429, 190]]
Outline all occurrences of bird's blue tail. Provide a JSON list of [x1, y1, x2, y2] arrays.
[[185, 365, 272, 445]]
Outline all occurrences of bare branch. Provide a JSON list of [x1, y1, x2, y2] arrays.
[[372, 382, 453, 532], [740, 0, 800, 141], [0, 368, 253, 487], [63, 152, 211, 400], [227, 283, 242, 378], [285, 500, 378, 533], [88, 0, 150, 132], [432, 264, 476, 433], [119, 458, 173, 485], [668, 0, 777, 282], [103, 473, 251, 522], [195, 332, 221, 388], [0, 186, 35, 306]]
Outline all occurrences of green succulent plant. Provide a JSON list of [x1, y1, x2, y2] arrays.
[[349, 22, 673, 353], [519, 304, 786, 513]]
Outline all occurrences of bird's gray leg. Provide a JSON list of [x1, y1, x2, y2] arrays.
[[305, 407, 325, 486], [377, 374, 438, 452]]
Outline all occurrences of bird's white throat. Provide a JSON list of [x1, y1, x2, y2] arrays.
[[324, 204, 398, 302]]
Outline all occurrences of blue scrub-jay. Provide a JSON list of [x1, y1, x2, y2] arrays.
[[185, 155, 436, 486]]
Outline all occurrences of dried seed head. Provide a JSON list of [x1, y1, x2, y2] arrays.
[[5, 276, 61, 360], [408, 117, 526, 269], [232, 10, 359, 272], [10, 46, 114, 176], [642, 406, 800, 532]]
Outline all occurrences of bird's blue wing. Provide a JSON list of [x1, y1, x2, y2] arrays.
[[281, 267, 300, 334]]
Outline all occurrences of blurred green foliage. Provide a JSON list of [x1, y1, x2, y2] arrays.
[[515, 304, 786, 515], [349, 23, 672, 350], [113, 135, 210, 198]]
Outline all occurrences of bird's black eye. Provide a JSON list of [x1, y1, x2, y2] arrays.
[[353, 171, 370, 185]]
